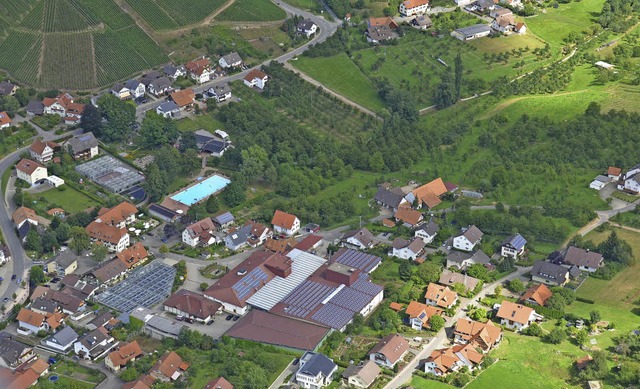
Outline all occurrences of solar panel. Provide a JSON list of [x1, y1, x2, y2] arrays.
[[214, 212, 234, 225], [333, 249, 381, 273], [352, 275, 384, 296], [511, 234, 527, 250], [312, 303, 353, 330], [232, 267, 270, 300], [329, 287, 371, 312]]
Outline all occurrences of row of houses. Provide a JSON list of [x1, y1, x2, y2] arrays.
[[590, 164, 640, 194]]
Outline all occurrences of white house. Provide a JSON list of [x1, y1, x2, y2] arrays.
[[148, 77, 173, 96], [343, 228, 375, 250], [495, 301, 541, 331], [43, 326, 79, 353], [369, 334, 410, 368], [271, 210, 300, 236], [15, 158, 48, 185], [163, 64, 186, 80], [125, 79, 146, 99], [296, 19, 318, 38], [500, 234, 527, 258], [0, 111, 11, 129], [390, 238, 425, 261], [186, 58, 211, 84], [244, 69, 268, 89], [590, 175, 609, 190], [208, 84, 232, 103], [562, 246, 604, 273], [295, 351, 337, 389], [453, 225, 483, 251], [17, 309, 49, 335], [424, 344, 484, 376], [219, 52, 243, 69], [182, 217, 218, 247], [74, 327, 116, 360], [399, 0, 429, 16], [156, 101, 180, 119], [415, 220, 439, 244], [451, 24, 491, 41], [621, 172, 640, 193], [85, 221, 130, 253], [110, 83, 130, 100], [29, 139, 59, 164]]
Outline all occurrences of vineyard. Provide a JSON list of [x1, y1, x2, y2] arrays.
[[43, 0, 100, 32], [19, 0, 44, 30], [0, 0, 39, 36], [42, 33, 95, 89], [126, 0, 228, 30], [77, 0, 135, 30], [125, 0, 179, 30], [216, 0, 287, 22]]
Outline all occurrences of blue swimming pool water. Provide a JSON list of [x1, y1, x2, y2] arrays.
[[170, 175, 231, 206]]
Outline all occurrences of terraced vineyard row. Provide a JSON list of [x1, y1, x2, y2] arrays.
[[44, 0, 99, 32], [42, 33, 95, 89], [118, 26, 168, 65], [0, 31, 41, 84], [0, 0, 39, 24], [19, 0, 44, 30], [125, 0, 178, 30], [77, 0, 135, 30], [216, 0, 286, 22], [155, 0, 227, 25]]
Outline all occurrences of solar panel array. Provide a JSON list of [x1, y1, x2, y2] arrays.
[[353, 274, 384, 296], [312, 303, 354, 330], [232, 267, 270, 301], [214, 212, 234, 225], [95, 261, 176, 312], [333, 249, 381, 273], [510, 234, 527, 250], [280, 280, 337, 318]]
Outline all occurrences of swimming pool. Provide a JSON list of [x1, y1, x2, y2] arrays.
[[170, 174, 231, 206]]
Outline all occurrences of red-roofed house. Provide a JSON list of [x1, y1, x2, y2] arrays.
[[271, 210, 300, 236], [185, 58, 211, 84], [182, 217, 217, 247], [97, 202, 138, 228], [244, 69, 268, 89], [424, 343, 484, 376], [164, 289, 221, 323], [150, 351, 189, 382], [105, 341, 143, 372], [116, 242, 148, 269], [29, 139, 60, 164], [607, 166, 622, 181], [204, 377, 234, 389], [85, 221, 130, 253], [295, 235, 323, 252], [15, 159, 48, 185], [399, 0, 429, 16], [43, 93, 85, 124], [0, 111, 11, 129]]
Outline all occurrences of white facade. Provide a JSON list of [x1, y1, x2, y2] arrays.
[[501, 245, 523, 258], [30, 145, 54, 164], [624, 177, 640, 193], [390, 247, 419, 260], [244, 75, 268, 90], [415, 229, 436, 244], [191, 72, 210, 84], [345, 236, 368, 250], [111, 86, 130, 100], [274, 217, 300, 236], [399, 0, 429, 16], [453, 236, 477, 252], [130, 83, 146, 99], [204, 295, 248, 315], [17, 166, 48, 185], [17, 320, 47, 335]]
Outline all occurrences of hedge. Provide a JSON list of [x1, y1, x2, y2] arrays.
[[523, 303, 564, 319], [575, 297, 595, 304]]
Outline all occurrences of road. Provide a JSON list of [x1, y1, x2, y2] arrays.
[[384, 266, 532, 389], [133, 0, 341, 120]]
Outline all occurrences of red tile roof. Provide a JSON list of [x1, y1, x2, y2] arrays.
[[116, 242, 148, 269], [86, 221, 128, 245], [0, 111, 11, 127], [163, 289, 221, 320], [520, 283, 553, 306], [295, 235, 322, 252], [244, 69, 267, 83], [271, 210, 298, 230], [98, 202, 137, 226], [204, 377, 234, 389], [15, 159, 45, 175]]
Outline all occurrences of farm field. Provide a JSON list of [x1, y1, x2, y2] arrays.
[[293, 53, 386, 111], [216, 0, 287, 22], [125, 0, 228, 30], [526, 0, 606, 47]]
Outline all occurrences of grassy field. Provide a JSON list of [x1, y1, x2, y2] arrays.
[[216, 0, 287, 22], [293, 53, 386, 111], [526, 0, 606, 47], [38, 186, 97, 213], [176, 115, 225, 132]]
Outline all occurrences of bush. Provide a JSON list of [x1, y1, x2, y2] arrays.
[[576, 296, 595, 304], [508, 279, 526, 293], [544, 327, 567, 344], [523, 322, 543, 337]]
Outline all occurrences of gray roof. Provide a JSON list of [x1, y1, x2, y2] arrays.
[[455, 24, 492, 37], [374, 187, 406, 208], [226, 224, 252, 247], [163, 64, 185, 76], [0, 333, 31, 366], [49, 326, 79, 346], [438, 269, 480, 290], [222, 52, 242, 65], [0, 81, 16, 96], [149, 77, 172, 90], [594, 175, 609, 183], [531, 261, 568, 284], [459, 225, 483, 243], [90, 311, 114, 328], [563, 246, 603, 269], [343, 228, 374, 247], [501, 234, 527, 251], [124, 79, 142, 90], [31, 297, 59, 313], [26, 100, 44, 115], [299, 352, 336, 377], [446, 249, 490, 265], [79, 327, 110, 350], [146, 315, 184, 336], [55, 250, 79, 268], [111, 83, 126, 93], [213, 211, 234, 226], [158, 101, 179, 112], [211, 84, 231, 96], [416, 220, 439, 236], [412, 15, 432, 26], [67, 132, 98, 154], [366, 26, 397, 41], [297, 19, 316, 31]]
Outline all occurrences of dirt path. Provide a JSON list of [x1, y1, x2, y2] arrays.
[[609, 222, 640, 234], [283, 62, 383, 120]]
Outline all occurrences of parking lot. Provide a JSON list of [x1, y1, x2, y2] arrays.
[[155, 308, 239, 339]]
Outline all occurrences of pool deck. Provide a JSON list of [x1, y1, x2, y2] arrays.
[[160, 173, 231, 211]]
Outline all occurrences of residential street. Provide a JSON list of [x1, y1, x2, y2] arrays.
[[384, 266, 532, 389]]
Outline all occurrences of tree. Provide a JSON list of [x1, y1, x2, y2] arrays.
[[544, 327, 567, 344], [467, 263, 489, 281], [598, 230, 633, 266], [80, 104, 103, 135], [55, 223, 71, 242], [29, 265, 46, 285], [205, 195, 219, 214], [25, 229, 42, 253], [435, 71, 456, 109], [546, 294, 567, 311], [69, 227, 91, 254], [13, 87, 30, 107], [0, 96, 20, 117], [143, 164, 168, 202], [575, 330, 588, 346], [159, 244, 169, 253], [508, 278, 526, 293], [96, 94, 136, 142], [222, 180, 246, 207], [454, 53, 463, 100], [494, 284, 503, 297], [240, 145, 273, 182], [199, 282, 208, 291], [120, 367, 139, 382], [589, 310, 601, 325], [429, 315, 445, 332], [41, 230, 59, 253], [398, 261, 412, 281], [179, 131, 198, 152], [523, 322, 543, 337], [140, 111, 179, 148], [578, 351, 609, 380], [413, 261, 441, 284], [469, 308, 487, 321], [91, 244, 108, 262]]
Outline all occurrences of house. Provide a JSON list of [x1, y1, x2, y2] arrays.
[[42, 93, 85, 123], [562, 246, 604, 272], [411, 14, 432, 30], [453, 225, 483, 251], [368, 334, 409, 368], [204, 377, 234, 389], [25, 101, 44, 116], [514, 22, 526, 33], [415, 220, 439, 244], [219, 52, 243, 69], [264, 236, 297, 253], [97, 202, 137, 228], [390, 238, 425, 260], [150, 351, 189, 382], [110, 83, 131, 100], [295, 351, 337, 389], [295, 234, 323, 253], [272, 210, 300, 236], [489, 7, 512, 18], [531, 261, 569, 286], [0, 81, 17, 96], [399, 0, 429, 16], [476, 0, 497, 13], [405, 301, 443, 330], [453, 318, 502, 352], [491, 14, 515, 33], [408, 178, 448, 209], [424, 343, 484, 376], [126, 79, 146, 99], [105, 341, 143, 372], [140, 71, 162, 86], [123, 375, 156, 389], [447, 250, 491, 270], [0, 112, 11, 129], [182, 217, 218, 247], [148, 77, 173, 96], [394, 206, 424, 228], [451, 24, 491, 41], [65, 132, 99, 160], [12, 207, 38, 229], [208, 84, 232, 103], [116, 242, 148, 269], [202, 139, 231, 157], [15, 159, 48, 185], [170, 88, 195, 110], [296, 19, 318, 38], [85, 222, 130, 253], [163, 64, 186, 80], [43, 326, 79, 353], [607, 166, 622, 181], [500, 234, 527, 258], [496, 301, 540, 331], [163, 289, 221, 323], [243, 69, 268, 89], [438, 269, 480, 292], [29, 139, 59, 164], [589, 175, 609, 190], [48, 250, 78, 276], [74, 326, 115, 360], [156, 101, 180, 119], [0, 333, 35, 368], [520, 283, 553, 306], [16, 309, 50, 335], [213, 211, 235, 229], [342, 360, 381, 388], [30, 286, 86, 317], [186, 58, 211, 84], [89, 258, 128, 285], [342, 228, 375, 250], [365, 17, 399, 43], [425, 283, 458, 309], [0, 358, 48, 388], [374, 186, 408, 211]]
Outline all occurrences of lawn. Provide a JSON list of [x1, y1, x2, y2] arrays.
[[50, 360, 106, 384], [411, 378, 457, 389], [526, 0, 606, 47], [38, 186, 97, 214], [176, 114, 225, 132], [40, 375, 95, 389], [292, 53, 386, 111]]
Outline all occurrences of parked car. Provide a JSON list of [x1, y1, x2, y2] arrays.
[[233, 315, 240, 321], [206, 319, 214, 325], [293, 358, 299, 365], [11, 275, 16, 280], [176, 315, 184, 321], [185, 317, 194, 324], [226, 314, 233, 321]]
